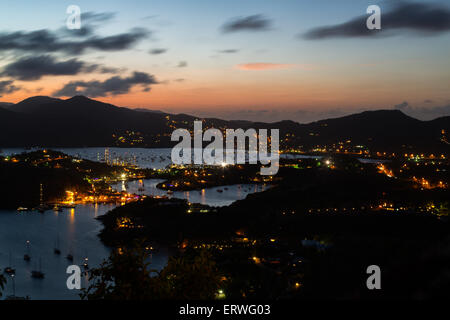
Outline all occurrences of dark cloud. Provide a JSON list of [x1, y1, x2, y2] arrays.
[[0, 80, 20, 97], [302, 2, 450, 40], [149, 48, 168, 55], [218, 49, 239, 53], [394, 101, 450, 120], [221, 15, 272, 33], [67, 28, 150, 54], [1, 55, 119, 80], [2, 55, 84, 80], [0, 27, 149, 55], [53, 71, 158, 97], [177, 61, 188, 68]]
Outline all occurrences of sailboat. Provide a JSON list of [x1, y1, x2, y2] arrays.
[[54, 235, 61, 255], [35, 183, 51, 213], [31, 258, 45, 279], [5, 274, 29, 300], [4, 251, 15, 275], [37, 183, 46, 213], [24, 240, 31, 262], [66, 245, 74, 262]]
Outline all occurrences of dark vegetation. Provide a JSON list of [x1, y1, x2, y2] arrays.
[[0, 273, 5, 298], [0, 150, 114, 209], [81, 246, 222, 300], [156, 164, 262, 191], [96, 155, 450, 299]]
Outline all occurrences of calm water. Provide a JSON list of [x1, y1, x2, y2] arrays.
[[0, 147, 173, 169], [1, 148, 388, 167], [0, 205, 169, 300], [0, 147, 270, 299], [112, 179, 270, 207]]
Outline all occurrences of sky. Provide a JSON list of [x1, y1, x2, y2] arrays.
[[0, 0, 449, 123]]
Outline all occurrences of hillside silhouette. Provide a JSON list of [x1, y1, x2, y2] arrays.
[[0, 95, 449, 152]]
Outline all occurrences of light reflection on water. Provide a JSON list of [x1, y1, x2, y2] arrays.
[[0, 204, 169, 300], [0, 147, 172, 169], [112, 179, 269, 207], [0, 183, 266, 300], [1, 148, 389, 170], [0, 147, 270, 299]]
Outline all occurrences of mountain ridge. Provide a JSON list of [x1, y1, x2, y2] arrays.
[[3, 95, 446, 125], [1, 95, 449, 153]]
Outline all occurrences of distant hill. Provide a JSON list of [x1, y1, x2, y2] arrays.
[[1, 95, 449, 153], [133, 108, 165, 114], [5, 96, 62, 114]]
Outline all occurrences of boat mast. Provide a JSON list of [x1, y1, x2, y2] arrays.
[[40, 184, 44, 206]]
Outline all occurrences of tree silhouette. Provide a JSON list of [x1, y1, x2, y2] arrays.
[[0, 272, 6, 298], [81, 245, 222, 300]]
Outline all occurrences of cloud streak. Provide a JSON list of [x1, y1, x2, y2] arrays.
[[302, 2, 450, 40], [1, 55, 120, 80], [0, 27, 149, 55], [82, 11, 116, 24], [0, 80, 20, 97], [149, 48, 168, 55], [53, 72, 158, 97], [222, 15, 272, 33], [218, 49, 239, 54], [235, 63, 304, 71]]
